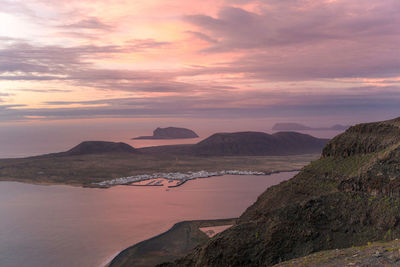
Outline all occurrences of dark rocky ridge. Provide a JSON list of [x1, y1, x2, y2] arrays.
[[139, 131, 329, 156], [133, 127, 199, 139], [43, 141, 137, 157], [27, 141, 137, 159], [65, 141, 136, 155], [159, 117, 400, 266], [322, 121, 400, 158]]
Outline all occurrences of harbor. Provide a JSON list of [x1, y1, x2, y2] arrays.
[[128, 178, 188, 188], [129, 179, 165, 186], [94, 170, 270, 187]]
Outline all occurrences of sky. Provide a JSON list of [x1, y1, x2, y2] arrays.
[[0, 0, 400, 156]]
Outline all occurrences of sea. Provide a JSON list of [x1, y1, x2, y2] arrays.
[[0, 172, 296, 267]]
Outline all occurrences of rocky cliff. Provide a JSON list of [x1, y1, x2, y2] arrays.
[[160, 117, 400, 266]]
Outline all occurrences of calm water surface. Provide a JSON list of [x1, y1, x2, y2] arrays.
[[0, 172, 296, 267]]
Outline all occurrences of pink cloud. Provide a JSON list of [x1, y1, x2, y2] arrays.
[[1, 0, 399, 124]]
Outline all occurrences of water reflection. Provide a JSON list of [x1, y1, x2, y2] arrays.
[[0, 172, 296, 267]]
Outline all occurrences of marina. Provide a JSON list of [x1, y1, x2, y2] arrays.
[[128, 178, 185, 187], [167, 179, 188, 188], [95, 170, 271, 187]]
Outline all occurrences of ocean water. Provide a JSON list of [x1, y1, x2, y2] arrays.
[[0, 172, 296, 267]]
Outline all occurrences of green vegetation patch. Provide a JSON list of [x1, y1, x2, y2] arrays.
[[306, 153, 376, 178]]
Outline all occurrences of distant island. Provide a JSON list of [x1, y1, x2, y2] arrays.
[[0, 131, 327, 187], [141, 131, 329, 156], [272, 122, 350, 131], [132, 127, 199, 139]]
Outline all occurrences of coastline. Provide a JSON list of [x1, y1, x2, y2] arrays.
[[0, 177, 84, 188], [0, 154, 319, 188], [93, 169, 296, 188], [107, 218, 237, 267], [105, 170, 299, 266], [102, 252, 120, 267], [0, 171, 295, 267], [0, 169, 300, 189]]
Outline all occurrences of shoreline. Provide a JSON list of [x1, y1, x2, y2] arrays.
[[105, 171, 300, 266], [93, 169, 299, 188], [107, 218, 238, 267], [0, 153, 319, 189], [0, 177, 84, 188], [0, 169, 300, 189]]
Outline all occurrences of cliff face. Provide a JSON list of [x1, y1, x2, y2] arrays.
[[322, 119, 400, 157], [162, 117, 400, 266]]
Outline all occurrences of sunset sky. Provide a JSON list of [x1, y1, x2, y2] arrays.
[[0, 0, 400, 156]]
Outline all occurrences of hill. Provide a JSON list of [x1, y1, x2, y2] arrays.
[[193, 131, 328, 156], [63, 141, 136, 156], [133, 127, 199, 139], [139, 131, 329, 156], [159, 117, 400, 266]]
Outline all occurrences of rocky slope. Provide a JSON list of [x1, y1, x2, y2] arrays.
[[160, 117, 400, 266], [140, 131, 329, 156], [275, 239, 400, 266], [133, 127, 199, 139]]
